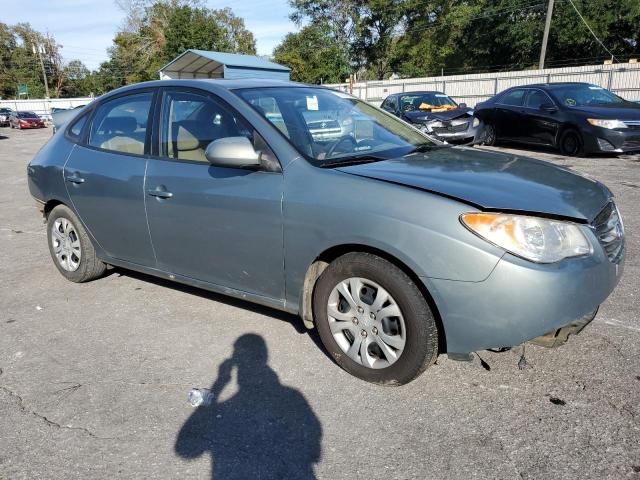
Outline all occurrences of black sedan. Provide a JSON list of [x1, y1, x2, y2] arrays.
[[381, 91, 482, 144], [475, 82, 640, 156]]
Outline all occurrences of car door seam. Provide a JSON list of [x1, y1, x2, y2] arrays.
[[142, 158, 159, 265]]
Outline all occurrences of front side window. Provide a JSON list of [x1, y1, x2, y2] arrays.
[[237, 87, 435, 165], [161, 90, 255, 163], [500, 89, 526, 106], [526, 90, 552, 109], [89, 92, 152, 155]]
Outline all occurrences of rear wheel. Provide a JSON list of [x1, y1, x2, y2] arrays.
[[47, 205, 106, 282], [313, 252, 438, 385], [559, 129, 582, 156]]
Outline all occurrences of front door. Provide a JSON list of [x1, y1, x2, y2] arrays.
[[64, 90, 156, 266], [144, 88, 285, 300]]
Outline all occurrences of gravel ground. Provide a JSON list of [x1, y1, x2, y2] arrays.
[[1, 127, 639, 479]]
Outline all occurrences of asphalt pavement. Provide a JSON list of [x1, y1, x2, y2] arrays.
[[1, 127, 639, 479]]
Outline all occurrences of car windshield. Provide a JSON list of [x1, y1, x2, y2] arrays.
[[18, 112, 38, 118], [399, 93, 458, 112], [236, 87, 435, 165], [551, 84, 626, 107]]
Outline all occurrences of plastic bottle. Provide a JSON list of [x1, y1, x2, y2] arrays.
[[187, 388, 213, 407]]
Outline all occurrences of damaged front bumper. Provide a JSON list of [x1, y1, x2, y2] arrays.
[[529, 308, 598, 348]]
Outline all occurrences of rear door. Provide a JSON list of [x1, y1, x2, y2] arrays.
[[494, 88, 527, 141], [144, 87, 285, 299], [64, 90, 156, 266], [523, 89, 559, 146]]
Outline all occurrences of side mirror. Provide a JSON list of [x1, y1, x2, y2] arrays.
[[540, 103, 557, 113], [459, 102, 468, 108], [204, 136, 261, 168]]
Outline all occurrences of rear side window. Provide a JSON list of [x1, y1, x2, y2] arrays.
[[89, 92, 153, 155], [68, 113, 88, 141], [500, 89, 526, 106]]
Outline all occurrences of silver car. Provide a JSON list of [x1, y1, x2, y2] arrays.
[[27, 79, 624, 385]]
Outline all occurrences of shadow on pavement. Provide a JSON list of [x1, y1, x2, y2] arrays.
[[175, 333, 322, 479]]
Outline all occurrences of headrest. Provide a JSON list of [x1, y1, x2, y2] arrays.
[[100, 116, 137, 135]]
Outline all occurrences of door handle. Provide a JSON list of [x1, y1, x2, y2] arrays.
[[147, 187, 173, 199], [66, 173, 85, 184]]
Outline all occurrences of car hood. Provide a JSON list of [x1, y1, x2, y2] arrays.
[[404, 107, 473, 123], [571, 102, 640, 120], [336, 148, 611, 222]]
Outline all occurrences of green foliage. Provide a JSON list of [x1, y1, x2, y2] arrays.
[[282, 0, 640, 82], [274, 24, 349, 83]]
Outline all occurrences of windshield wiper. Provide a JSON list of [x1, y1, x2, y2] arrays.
[[318, 154, 387, 168], [409, 142, 453, 153]]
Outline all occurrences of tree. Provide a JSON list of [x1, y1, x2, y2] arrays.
[[273, 24, 349, 83]]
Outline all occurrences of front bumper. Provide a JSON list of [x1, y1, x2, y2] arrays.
[[423, 237, 625, 354], [581, 125, 640, 153], [415, 121, 482, 144]]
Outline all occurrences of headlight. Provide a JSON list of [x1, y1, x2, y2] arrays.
[[461, 213, 592, 263], [587, 118, 627, 129], [472, 117, 480, 127]]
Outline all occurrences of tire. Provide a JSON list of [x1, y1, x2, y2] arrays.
[[47, 204, 106, 282], [313, 252, 438, 385], [483, 122, 497, 146], [559, 129, 582, 156]]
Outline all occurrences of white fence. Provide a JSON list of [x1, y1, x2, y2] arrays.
[[0, 97, 93, 121], [327, 62, 640, 107]]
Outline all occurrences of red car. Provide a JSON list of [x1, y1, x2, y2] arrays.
[[10, 111, 46, 129]]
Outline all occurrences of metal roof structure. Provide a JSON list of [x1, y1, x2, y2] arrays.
[[159, 49, 290, 81]]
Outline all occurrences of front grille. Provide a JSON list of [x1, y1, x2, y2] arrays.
[[622, 139, 640, 151], [623, 120, 640, 130], [432, 121, 468, 134], [592, 202, 624, 263]]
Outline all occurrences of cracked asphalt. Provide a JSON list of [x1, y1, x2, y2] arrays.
[[1, 128, 639, 479]]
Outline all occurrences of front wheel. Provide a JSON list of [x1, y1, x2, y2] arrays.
[[559, 129, 583, 156], [47, 204, 106, 282], [483, 122, 497, 146], [313, 252, 438, 385]]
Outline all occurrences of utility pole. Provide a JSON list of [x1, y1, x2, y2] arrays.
[[539, 0, 555, 70], [32, 42, 50, 98]]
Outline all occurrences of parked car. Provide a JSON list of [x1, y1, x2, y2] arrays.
[[475, 82, 640, 155], [0, 107, 12, 127], [10, 111, 46, 129], [381, 91, 482, 144], [27, 79, 625, 385]]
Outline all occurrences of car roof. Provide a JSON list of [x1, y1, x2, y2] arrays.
[[509, 82, 595, 90], [104, 78, 308, 96]]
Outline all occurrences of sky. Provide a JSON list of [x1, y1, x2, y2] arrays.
[[2, 0, 299, 70]]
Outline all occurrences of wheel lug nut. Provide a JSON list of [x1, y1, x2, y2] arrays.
[[372, 327, 378, 335], [360, 330, 367, 337], [357, 306, 364, 314], [352, 317, 359, 325], [369, 312, 375, 319]]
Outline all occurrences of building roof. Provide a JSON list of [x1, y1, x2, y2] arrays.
[[159, 49, 290, 76]]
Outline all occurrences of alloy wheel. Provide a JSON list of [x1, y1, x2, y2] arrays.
[[51, 217, 82, 272], [327, 277, 406, 369]]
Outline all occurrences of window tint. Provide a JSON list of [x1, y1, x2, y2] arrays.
[[500, 89, 526, 106], [526, 90, 551, 109], [89, 92, 152, 155], [161, 90, 278, 169], [68, 112, 88, 141]]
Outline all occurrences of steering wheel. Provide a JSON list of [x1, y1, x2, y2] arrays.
[[326, 135, 357, 158], [403, 104, 416, 112]]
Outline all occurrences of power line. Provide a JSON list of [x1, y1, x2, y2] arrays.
[[567, 0, 619, 62]]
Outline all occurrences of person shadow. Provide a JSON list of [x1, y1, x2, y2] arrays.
[[175, 334, 322, 479]]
